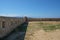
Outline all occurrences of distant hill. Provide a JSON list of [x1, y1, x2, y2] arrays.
[[0, 16, 60, 21], [0, 16, 23, 19], [28, 18, 60, 21]]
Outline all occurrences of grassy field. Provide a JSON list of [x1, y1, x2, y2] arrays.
[[25, 21, 60, 40]]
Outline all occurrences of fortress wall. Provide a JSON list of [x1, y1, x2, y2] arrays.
[[0, 17, 25, 38]]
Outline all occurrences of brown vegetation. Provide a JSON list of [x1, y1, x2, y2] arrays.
[[28, 18, 60, 21]]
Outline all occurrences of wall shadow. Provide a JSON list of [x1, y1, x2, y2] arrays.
[[0, 21, 28, 40]]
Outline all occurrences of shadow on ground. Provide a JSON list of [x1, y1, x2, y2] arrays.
[[0, 22, 28, 40]]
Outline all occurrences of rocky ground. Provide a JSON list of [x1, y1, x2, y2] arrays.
[[25, 21, 60, 40], [27, 29, 60, 40]]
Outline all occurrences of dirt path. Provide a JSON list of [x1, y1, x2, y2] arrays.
[[30, 30, 60, 40]]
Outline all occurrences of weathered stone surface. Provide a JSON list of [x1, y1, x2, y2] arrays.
[[0, 16, 24, 38]]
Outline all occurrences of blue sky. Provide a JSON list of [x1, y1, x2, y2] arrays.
[[0, 0, 60, 18]]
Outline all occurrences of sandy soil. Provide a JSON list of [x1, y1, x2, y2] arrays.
[[25, 21, 60, 40], [30, 29, 60, 40]]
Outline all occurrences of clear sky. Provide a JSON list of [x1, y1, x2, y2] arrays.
[[0, 0, 60, 18]]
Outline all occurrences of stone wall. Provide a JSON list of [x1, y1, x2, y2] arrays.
[[0, 16, 25, 38]]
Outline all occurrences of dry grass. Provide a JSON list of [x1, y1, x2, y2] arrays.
[[25, 21, 60, 40]]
